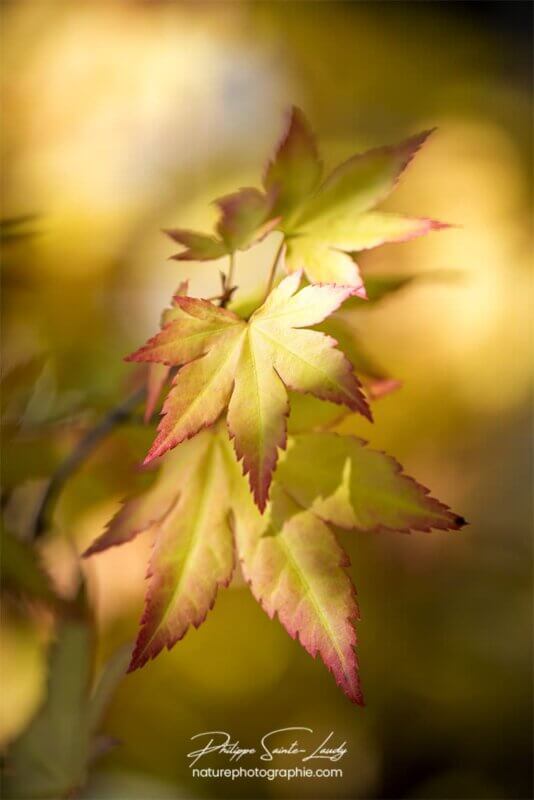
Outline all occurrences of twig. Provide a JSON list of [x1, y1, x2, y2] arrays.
[[31, 385, 146, 540], [261, 239, 285, 304]]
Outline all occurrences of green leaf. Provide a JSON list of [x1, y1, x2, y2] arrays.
[[343, 268, 464, 306], [287, 392, 349, 434], [165, 188, 278, 261], [88, 646, 131, 735], [215, 188, 280, 251], [276, 433, 466, 533], [0, 525, 57, 605], [263, 105, 323, 226], [317, 309, 401, 399], [5, 617, 129, 799], [164, 230, 227, 261], [5, 620, 92, 800], [263, 110, 448, 289], [296, 130, 435, 226]]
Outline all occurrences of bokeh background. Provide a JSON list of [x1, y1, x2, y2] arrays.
[[1, 1, 532, 799]]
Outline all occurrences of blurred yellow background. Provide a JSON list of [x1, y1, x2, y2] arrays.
[[1, 1, 532, 799]]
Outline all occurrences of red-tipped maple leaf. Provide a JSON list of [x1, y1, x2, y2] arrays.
[[144, 281, 189, 423], [164, 107, 448, 296], [85, 427, 464, 700], [85, 430, 234, 671], [229, 470, 363, 704], [127, 272, 370, 511], [264, 107, 449, 292]]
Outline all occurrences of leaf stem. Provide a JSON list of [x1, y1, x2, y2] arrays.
[[227, 252, 236, 290], [218, 253, 237, 308], [262, 238, 285, 303]]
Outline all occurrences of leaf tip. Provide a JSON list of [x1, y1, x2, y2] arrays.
[[367, 378, 402, 400], [351, 283, 368, 300], [126, 655, 141, 674], [142, 451, 158, 467]]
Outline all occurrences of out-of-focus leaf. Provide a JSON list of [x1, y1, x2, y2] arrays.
[[19, 363, 57, 427], [287, 392, 348, 434], [5, 620, 92, 799], [214, 188, 280, 251], [82, 461, 179, 557], [88, 645, 131, 734], [166, 188, 278, 261], [128, 272, 370, 511], [318, 310, 400, 399], [164, 230, 227, 261], [5, 616, 129, 799], [0, 215, 40, 244], [0, 525, 57, 605], [343, 268, 465, 307]]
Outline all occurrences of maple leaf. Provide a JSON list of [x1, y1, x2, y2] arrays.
[[5, 617, 130, 800], [144, 281, 188, 423], [228, 431, 463, 703], [85, 430, 235, 670], [166, 187, 279, 261], [229, 278, 402, 421], [127, 271, 371, 511], [264, 106, 323, 222], [85, 426, 463, 700], [1, 524, 58, 606], [274, 433, 466, 533], [264, 106, 448, 292], [228, 459, 362, 704]]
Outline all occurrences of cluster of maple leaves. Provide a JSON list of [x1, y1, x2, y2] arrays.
[[85, 108, 464, 704]]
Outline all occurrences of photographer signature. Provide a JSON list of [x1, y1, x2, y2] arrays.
[[187, 728, 347, 767]]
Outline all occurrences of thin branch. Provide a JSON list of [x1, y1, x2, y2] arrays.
[[31, 385, 146, 540], [261, 238, 285, 304]]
